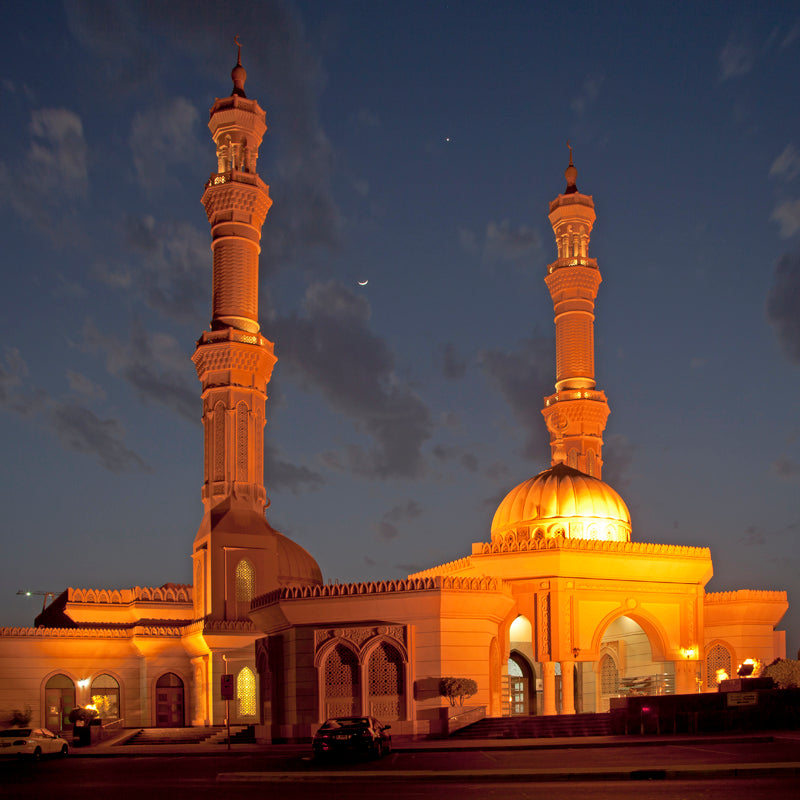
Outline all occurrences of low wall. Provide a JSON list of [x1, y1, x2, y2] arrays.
[[610, 687, 800, 734]]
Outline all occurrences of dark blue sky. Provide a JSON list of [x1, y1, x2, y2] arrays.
[[2, 1, 799, 656]]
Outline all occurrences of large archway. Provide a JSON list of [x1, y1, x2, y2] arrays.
[[590, 616, 674, 712]]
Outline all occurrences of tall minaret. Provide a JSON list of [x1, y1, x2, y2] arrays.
[[190, 44, 279, 620], [540, 147, 610, 478]]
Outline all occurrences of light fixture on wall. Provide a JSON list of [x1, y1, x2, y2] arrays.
[[681, 647, 696, 659], [571, 647, 580, 660]]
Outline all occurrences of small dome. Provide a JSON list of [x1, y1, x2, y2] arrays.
[[276, 531, 323, 587], [491, 463, 631, 543]]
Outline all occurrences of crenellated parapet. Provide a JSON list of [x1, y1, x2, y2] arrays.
[[68, 585, 193, 604], [473, 537, 711, 557], [705, 589, 789, 604], [251, 574, 506, 611], [407, 556, 475, 578], [182, 618, 257, 634], [0, 625, 184, 638]]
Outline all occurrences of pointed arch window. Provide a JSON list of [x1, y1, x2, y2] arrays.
[[236, 402, 248, 481], [706, 643, 733, 687], [237, 667, 256, 718], [600, 654, 619, 695], [235, 558, 255, 618], [367, 642, 404, 720], [323, 644, 360, 718]]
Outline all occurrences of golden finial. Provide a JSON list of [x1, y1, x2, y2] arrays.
[[565, 140, 578, 193], [231, 36, 247, 97]]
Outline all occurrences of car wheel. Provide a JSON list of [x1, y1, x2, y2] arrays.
[[32, 747, 42, 761], [60, 745, 68, 757]]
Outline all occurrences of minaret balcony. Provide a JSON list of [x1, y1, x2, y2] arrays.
[[547, 256, 598, 274], [205, 169, 262, 190], [543, 389, 607, 407]]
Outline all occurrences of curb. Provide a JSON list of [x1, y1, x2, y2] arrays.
[[216, 762, 800, 783]]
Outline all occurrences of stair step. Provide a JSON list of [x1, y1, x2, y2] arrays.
[[450, 713, 613, 739]]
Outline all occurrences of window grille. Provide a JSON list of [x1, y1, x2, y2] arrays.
[[600, 654, 619, 694], [368, 643, 403, 720], [706, 644, 732, 686], [237, 667, 256, 717], [324, 644, 360, 717]]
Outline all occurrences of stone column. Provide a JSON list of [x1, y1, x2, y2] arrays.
[[542, 661, 557, 715], [560, 662, 575, 714]]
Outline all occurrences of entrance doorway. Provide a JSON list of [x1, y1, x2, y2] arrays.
[[44, 674, 75, 732], [155, 673, 184, 727], [508, 653, 534, 715]]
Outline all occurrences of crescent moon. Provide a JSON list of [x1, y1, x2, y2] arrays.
[[357, 279, 369, 286]]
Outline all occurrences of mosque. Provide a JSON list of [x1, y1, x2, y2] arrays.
[[0, 52, 788, 742]]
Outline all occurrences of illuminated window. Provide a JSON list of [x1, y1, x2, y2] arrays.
[[91, 674, 120, 720], [235, 558, 255, 618], [237, 667, 256, 717], [235, 559, 255, 602]]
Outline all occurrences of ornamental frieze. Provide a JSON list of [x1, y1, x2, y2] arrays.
[[314, 624, 407, 654]]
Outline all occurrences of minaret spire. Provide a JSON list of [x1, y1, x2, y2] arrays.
[[540, 148, 610, 478], [190, 43, 277, 618]]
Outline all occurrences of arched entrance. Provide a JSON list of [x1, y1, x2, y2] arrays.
[[508, 652, 534, 715], [594, 616, 674, 711], [44, 674, 75, 732], [155, 673, 185, 727]]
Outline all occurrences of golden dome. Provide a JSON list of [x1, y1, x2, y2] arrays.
[[491, 463, 631, 544]]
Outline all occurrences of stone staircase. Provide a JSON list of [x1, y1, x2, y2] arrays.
[[122, 726, 225, 745], [450, 712, 613, 739]]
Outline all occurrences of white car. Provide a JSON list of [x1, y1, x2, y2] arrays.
[[0, 727, 69, 759]]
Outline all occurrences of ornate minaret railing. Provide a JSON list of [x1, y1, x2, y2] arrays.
[[541, 147, 610, 478]]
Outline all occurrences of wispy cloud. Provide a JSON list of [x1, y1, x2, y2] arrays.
[[718, 34, 754, 81], [0, 348, 148, 473], [479, 335, 554, 460], [0, 108, 88, 239], [274, 281, 433, 479], [460, 220, 542, 267], [437, 342, 467, 381], [129, 98, 203, 190], [766, 250, 800, 362], [770, 144, 800, 181], [571, 72, 605, 115], [771, 199, 800, 238], [376, 500, 422, 541], [83, 320, 198, 422]]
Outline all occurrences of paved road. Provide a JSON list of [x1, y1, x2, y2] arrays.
[[1, 734, 798, 798]]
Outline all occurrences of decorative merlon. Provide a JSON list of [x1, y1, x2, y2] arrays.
[[472, 538, 711, 557], [251, 575, 507, 611], [704, 589, 788, 604]]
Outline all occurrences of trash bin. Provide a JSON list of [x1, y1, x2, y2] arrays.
[[73, 720, 91, 747]]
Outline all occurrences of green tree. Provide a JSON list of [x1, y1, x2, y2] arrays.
[[439, 677, 478, 706]]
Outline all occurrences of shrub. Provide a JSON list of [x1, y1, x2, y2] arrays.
[[439, 677, 478, 706], [762, 658, 800, 689], [68, 707, 99, 725], [7, 707, 32, 727]]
